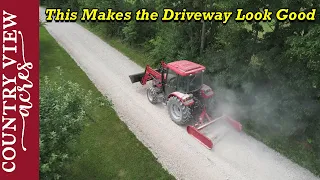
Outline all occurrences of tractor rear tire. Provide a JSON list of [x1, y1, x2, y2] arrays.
[[167, 96, 192, 125], [147, 87, 158, 104]]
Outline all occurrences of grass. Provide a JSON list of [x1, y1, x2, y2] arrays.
[[40, 25, 175, 180], [244, 127, 319, 176], [243, 21, 275, 38], [106, 38, 152, 66], [77, 22, 320, 177]]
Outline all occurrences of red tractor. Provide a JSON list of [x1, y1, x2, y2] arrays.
[[129, 60, 242, 149]]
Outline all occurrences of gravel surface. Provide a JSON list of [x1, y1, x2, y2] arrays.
[[40, 7, 319, 180]]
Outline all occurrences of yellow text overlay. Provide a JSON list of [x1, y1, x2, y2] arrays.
[[44, 8, 318, 23]]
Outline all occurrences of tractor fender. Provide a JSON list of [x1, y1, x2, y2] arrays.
[[168, 92, 194, 106], [200, 84, 214, 99]]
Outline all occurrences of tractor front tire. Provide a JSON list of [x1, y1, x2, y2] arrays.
[[167, 96, 192, 125], [147, 87, 158, 104]]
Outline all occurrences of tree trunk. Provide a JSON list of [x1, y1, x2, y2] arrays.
[[200, 20, 206, 55]]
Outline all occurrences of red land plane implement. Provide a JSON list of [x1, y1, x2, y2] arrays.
[[129, 60, 242, 149]]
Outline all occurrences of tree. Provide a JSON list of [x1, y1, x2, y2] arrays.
[[40, 68, 92, 180]]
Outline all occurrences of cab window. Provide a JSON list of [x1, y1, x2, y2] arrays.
[[166, 69, 177, 87]]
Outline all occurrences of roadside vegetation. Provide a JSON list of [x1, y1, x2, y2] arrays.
[[40, 0, 320, 176], [40, 25, 175, 180]]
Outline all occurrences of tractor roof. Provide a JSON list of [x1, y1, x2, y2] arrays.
[[167, 60, 205, 76]]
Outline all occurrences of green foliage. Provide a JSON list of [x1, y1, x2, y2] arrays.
[[122, 0, 157, 45], [122, 21, 138, 44], [40, 68, 93, 180], [148, 23, 180, 61]]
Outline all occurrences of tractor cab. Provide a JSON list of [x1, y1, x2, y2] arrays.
[[164, 60, 205, 95]]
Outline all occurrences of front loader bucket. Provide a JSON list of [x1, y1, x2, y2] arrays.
[[129, 72, 145, 83], [129, 68, 161, 84], [187, 126, 213, 149]]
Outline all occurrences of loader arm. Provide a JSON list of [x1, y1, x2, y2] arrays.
[[129, 65, 162, 85], [141, 65, 162, 85]]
